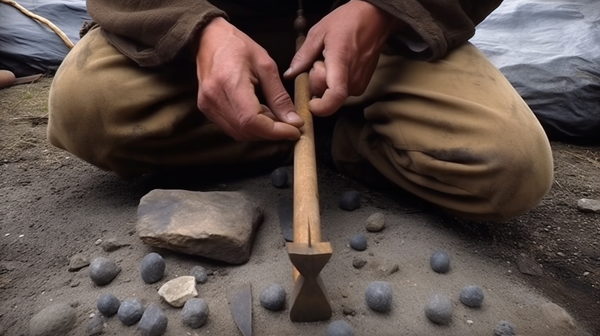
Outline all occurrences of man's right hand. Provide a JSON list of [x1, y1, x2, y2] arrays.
[[195, 17, 303, 142]]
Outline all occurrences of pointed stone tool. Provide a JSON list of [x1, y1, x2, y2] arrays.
[[229, 283, 252, 336]]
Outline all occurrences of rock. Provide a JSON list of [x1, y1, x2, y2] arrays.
[[29, 303, 77, 336], [326, 320, 355, 336], [259, 284, 286, 311], [365, 281, 393, 313], [459, 285, 484, 308], [516, 256, 543, 276], [493, 320, 517, 336], [576, 198, 600, 213], [190, 266, 208, 284], [86, 314, 104, 336], [352, 257, 367, 269], [68, 254, 90, 272], [365, 213, 385, 232], [117, 298, 144, 326], [138, 304, 168, 336], [277, 196, 294, 242], [430, 250, 450, 273], [140, 252, 166, 284], [158, 276, 198, 307], [97, 293, 121, 317], [89, 257, 121, 286], [424, 294, 453, 325], [181, 298, 209, 329], [342, 306, 356, 316], [339, 191, 361, 211], [540, 302, 576, 332], [101, 238, 129, 252], [270, 167, 289, 188], [137, 190, 263, 264], [349, 234, 367, 251]]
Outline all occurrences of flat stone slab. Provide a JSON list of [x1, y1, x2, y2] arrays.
[[136, 190, 263, 264]]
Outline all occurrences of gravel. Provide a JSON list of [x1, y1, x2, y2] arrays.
[[190, 266, 208, 284], [140, 252, 165, 284], [181, 298, 209, 329], [270, 167, 289, 188], [349, 234, 367, 251], [339, 191, 361, 211], [326, 320, 355, 336], [459, 285, 485, 308], [259, 284, 287, 311], [97, 293, 121, 317], [89, 257, 121, 286], [365, 281, 393, 312], [137, 304, 168, 336], [430, 250, 451, 273], [424, 294, 453, 325], [117, 298, 145, 326]]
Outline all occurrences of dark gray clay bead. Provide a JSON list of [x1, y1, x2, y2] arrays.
[[494, 320, 517, 336], [181, 298, 209, 329], [430, 250, 450, 273], [424, 294, 453, 325], [459, 285, 484, 308], [326, 320, 355, 336], [140, 252, 165, 284], [349, 234, 367, 251], [117, 298, 144, 326], [190, 266, 208, 284], [89, 257, 121, 286], [365, 281, 393, 312], [137, 304, 168, 336], [259, 284, 286, 311], [339, 191, 361, 211], [97, 293, 120, 317], [86, 314, 104, 336], [270, 167, 289, 188]]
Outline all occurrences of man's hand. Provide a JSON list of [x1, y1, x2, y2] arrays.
[[283, 0, 402, 116], [196, 17, 304, 141]]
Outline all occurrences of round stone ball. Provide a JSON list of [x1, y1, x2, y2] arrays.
[[190, 266, 208, 284], [349, 234, 367, 251], [29, 303, 76, 336], [181, 298, 209, 329], [494, 320, 517, 336], [430, 250, 450, 273], [140, 252, 165, 284], [326, 320, 355, 336], [365, 281, 393, 312], [89, 257, 121, 286], [118, 298, 144, 326], [137, 304, 168, 336], [271, 167, 289, 188], [339, 191, 361, 211], [424, 294, 453, 325], [459, 285, 484, 308], [97, 293, 121, 317], [259, 284, 287, 311]]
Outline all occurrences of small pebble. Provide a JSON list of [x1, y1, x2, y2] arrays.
[[365, 281, 393, 312], [97, 293, 121, 317], [459, 285, 484, 308], [326, 320, 355, 336], [68, 254, 90, 272], [270, 167, 289, 188], [101, 238, 129, 252], [190, 266, 208, 284], [424, 294, 453, 325], [339, 191, 361, 211], [430, 250, 450, 273], [137, 304, 168, 336], [494, 320, 517, 336], [259, 284, 286, 311], [117, 298, 144, 326], [365, 212, 385, 232], [342, 306, 356, 316], [29, 303, 76, 336], [181, 298, 209, 329], [352, 257, 367, 269], [140, 252, 165, 284], [349, 234, 367, 251], [89, 257, 121, 286], [86, 314, 104, 336], [576, 198, 600, 213]]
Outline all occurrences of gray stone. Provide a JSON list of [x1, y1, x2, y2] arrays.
[[158, 276, 198, 307], [424, 294, 453, 325], [29, 303, 76, 336], [339, 191, 361, 211], [349, 234, 367, 251], [68, 254, 89, 272], [117, 298, 144, 326], [259, 284, 286, 311], [352, 257, 367, 269], [430, 250, 450, 273], [137, 190, 263, 264], [140, 252, 165, 284], [459, 285, 484, 308], [89, 257, 121, 286], [365, 213, 386, 232], [97, 293, 120, 317], [181, 298, 209, 329], [516, 256, 543, 276], [86, 314, 104, 336], [365, 281, 393, 313], [101, 238, 129, 252], [277, 196, 294, 242], [540, 302, 576, 332], [137, 304, 168, 336], [577, 198, 600, 213], [494, 320, 517, 336], [326, 320, 355, 336], [270, 167, 289, 188], [190, 266, 208, 284]]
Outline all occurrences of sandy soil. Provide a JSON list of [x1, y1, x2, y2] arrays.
[[0, 77, 598, 335]]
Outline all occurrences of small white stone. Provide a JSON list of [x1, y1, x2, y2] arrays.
[[19, 234, 24, 238], [158, 276, 198, 307], [466, 320, 473, 325], [5, 233, 9, 237], [583, 272, 590, 276], [95, 239, 102, 245]]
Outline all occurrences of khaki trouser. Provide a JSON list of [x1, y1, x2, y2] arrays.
[[48, 25, 553, 221]]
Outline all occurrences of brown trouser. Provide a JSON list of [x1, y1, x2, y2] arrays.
[[48, 25, 553, 221]]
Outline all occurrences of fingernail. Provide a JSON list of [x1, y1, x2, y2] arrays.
[[287, 113, 303, 123], [283, 67, 292, 77]]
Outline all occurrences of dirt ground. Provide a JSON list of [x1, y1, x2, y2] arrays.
[[0, 77, 599, 335]]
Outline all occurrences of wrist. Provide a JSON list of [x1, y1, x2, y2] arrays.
[[355, 0, 405, 35]]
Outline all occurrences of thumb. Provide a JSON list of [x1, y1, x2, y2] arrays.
[[283, 34, 324, 79]]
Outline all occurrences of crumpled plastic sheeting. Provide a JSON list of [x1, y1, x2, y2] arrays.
[[471, 0, 600, 141]]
